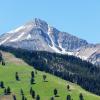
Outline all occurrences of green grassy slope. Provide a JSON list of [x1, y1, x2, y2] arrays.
[[0, 51, 100, 100]]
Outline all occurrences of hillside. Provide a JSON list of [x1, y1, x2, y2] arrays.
[[0, 51, 100, 100], [0, 46, 100, 96]]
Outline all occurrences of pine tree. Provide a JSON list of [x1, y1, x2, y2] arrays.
[[66, 95, 71, 100], [4, 88, 7, 95], [79, 93, 84, 100], [22, 95, 25, 100], [24, 97, 27, 100], [31, 90, 35, 99], [0, 52, 2, 62], [0, 81, 4, 88], [50, 96, 54, 100], [20, 89, 24, 95], [2, 60, 5, 66], [54, 88, 58, 97], [36, 95, 40, 100], [15, 72, 20, 81], [31, 71, 34, 78], [30, 78, 35, 84], [43, 75, 46, 81], [30, 87, 33, 94], [13, 95, 17, 100], [67, 85, 70, 91], [7, 86, 11, 95]]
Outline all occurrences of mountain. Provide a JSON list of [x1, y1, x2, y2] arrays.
[[0, 18, 100, 65]]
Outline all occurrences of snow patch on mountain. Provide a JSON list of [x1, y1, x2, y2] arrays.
[[8, 26, 25, 33], [47, 25, 76, 55], [26, 34, 31, 39], [59, 43, 73, 55], [0, 37, 11, 45], [10, 32, 25, 42], [47, 25, 61, 53]]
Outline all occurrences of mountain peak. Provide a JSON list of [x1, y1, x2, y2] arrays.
[[33, 18, 47, 24], [0, 18, 99, 65], [25, 18, 48, 26], [0, 18, 88, 51], [24, 18, 49, 33]]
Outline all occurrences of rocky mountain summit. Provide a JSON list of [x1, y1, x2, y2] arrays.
[[0, 18, 100, 66]]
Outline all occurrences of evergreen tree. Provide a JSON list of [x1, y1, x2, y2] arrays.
[[30, 78, 35, 84], [54, 88, 58, 97], [79, 93, 84, 100], [20, 89, 24, 95], [31, 90, 35, 99], [7, 86, 11, 94], [36, 95, 40, 100], [15, 72, 20, 81], [13, 95, 17, 100], [4, 88, 7, 95], [31, 71, 34, 78], [24, 97, 27, 100], [2, 60, 5, 66], [30, 87, 33, 94], [0, 52, 2, 62], [22, 95, 25, 100], [66, 95, 71, 100], [67, 85, 70, 91], [0, 81, 4, 88], [50, 96, 54, 100], [43, 75, 47, 81]]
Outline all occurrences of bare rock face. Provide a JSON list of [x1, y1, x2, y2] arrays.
[[0, 18, 99, 66], [74, 44, 100, 66], [88, 45, 100, 66]]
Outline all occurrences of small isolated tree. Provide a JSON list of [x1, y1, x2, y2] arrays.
[[15, 72, 20, 81], [13, 95, 17, 100], [7, 86, 11, 95], [4, 88, 7, 95], [67, 85, 70, 91], [22, 95, 25, 100], [30, 78, 35, 84], [43, 75, 47, 81], [0, 81, 4, 88], [66, 95, 71, 100], [36, 95, 40, 100], [31, 71, 34, 78], [79, 93, 84, 100], [2, 60, 5, 66], [0, 52, 2, 62], [50, 96, 54, 100], [20, 89, 24, 95], [54, 88, 58, 97], [30, 87, 33, 94], [24, 97, 27, 100], [31, 90, 35, 99]]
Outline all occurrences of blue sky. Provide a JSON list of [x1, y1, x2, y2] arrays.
[[0, 0, 100, 43]]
